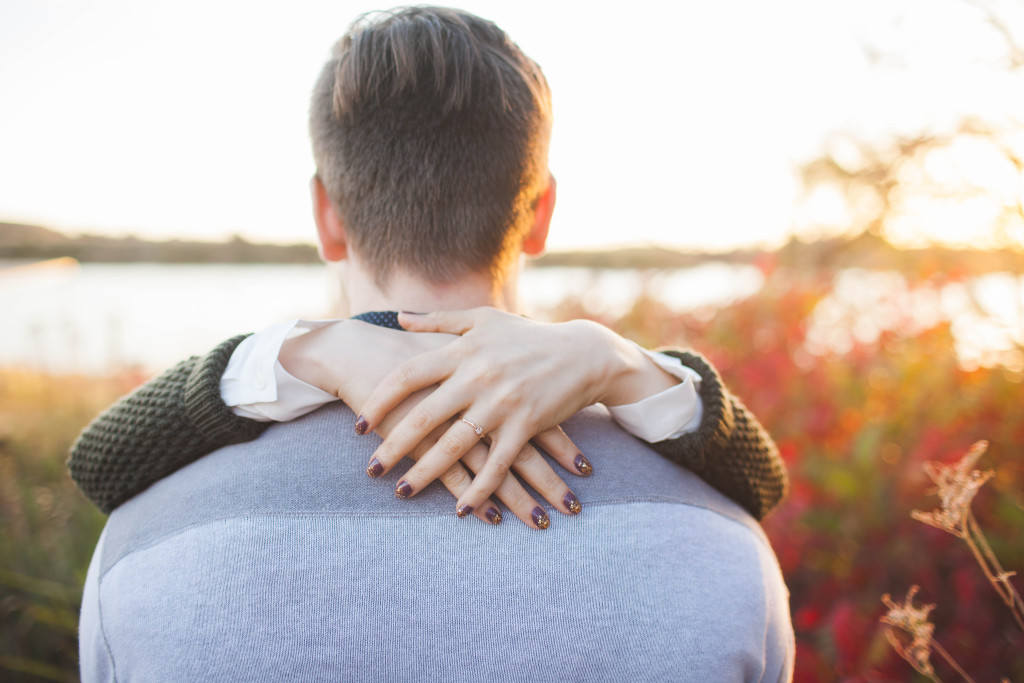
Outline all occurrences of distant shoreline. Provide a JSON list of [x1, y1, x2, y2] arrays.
[[3, 220, 1024, 274]]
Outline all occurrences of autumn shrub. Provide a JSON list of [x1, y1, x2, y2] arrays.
[[548, 266, 1024, 681]]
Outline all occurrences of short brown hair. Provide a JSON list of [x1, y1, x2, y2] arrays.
[[309, 7, 553, 285]]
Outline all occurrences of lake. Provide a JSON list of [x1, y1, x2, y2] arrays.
[[0, 260, 764, 372]]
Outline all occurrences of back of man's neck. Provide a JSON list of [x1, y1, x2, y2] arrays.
[[344, 263, 520, 316]]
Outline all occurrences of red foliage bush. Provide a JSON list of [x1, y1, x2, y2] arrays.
[[550, 267, 1024, 681]]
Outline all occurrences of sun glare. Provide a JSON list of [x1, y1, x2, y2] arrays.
[[885, 135, 1024, 250]]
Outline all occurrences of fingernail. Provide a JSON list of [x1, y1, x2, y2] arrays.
[[563, 491, 582, 515], [395, 481, 413, 499], [366, 458, 383, 478], [531, 506, 550, 530], [574, 453, 592, 475], [485, 507, 502, 525], [354, 415, 369, 435], [456, 504, 474, 518]]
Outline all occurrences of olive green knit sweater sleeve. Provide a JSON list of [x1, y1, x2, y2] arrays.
[[652, 349, 788, 520], [68, 339, 787, 520], [68, 335, 269, 514]]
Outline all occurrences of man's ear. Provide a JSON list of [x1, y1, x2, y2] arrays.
[[311, 175, 348, 262], [523, 174, 556, 256]]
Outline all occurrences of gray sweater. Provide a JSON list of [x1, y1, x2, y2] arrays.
[[80, 402, 794, 681]]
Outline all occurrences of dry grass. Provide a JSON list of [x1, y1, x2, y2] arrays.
[[0, 369, 143, 682], [883, 442, 1023, 682]]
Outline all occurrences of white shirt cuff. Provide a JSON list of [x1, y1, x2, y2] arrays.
[[607, 345, 703, 442], [220, 319, 339, 422]]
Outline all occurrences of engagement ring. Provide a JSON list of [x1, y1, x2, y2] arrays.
[[459, 416, 486, 439]]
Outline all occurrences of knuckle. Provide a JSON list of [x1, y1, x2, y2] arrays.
[[490, 458, 511, 478], [393, 362, 417, 389], [500, 389, 522, 409], [479, 366, 501, 385], [409, 406, 434, 432], [440, 466, 471, 490], [438, 435, 465, 460]]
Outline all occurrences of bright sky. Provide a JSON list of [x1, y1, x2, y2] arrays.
[[1, 0, 1022, 252]]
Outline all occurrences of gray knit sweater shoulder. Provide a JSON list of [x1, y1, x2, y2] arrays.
[[68, 337, 788, 519]]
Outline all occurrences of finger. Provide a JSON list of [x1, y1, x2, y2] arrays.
[[396, 429, 502, 525], [531, 426, 592, 477], [366, 384, 469, 476], [398, 307, 496, 335], [455, 426, 553, 530], [434, 459, 503, 525], [392, 418, 485, 500], [458, 443, 547, 530], [509, 441, 582, 517], [356, 348, 459, 435]]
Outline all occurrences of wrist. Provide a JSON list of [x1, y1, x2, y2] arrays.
[[589, 326, 680, 407], [278, 322, 345, 396]]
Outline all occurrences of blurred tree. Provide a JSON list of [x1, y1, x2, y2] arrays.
[[793, 0, 1024, 251], [796, 122, 1024, 250]]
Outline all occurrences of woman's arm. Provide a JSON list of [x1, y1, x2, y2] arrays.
[[68, 335, 267, 514], [68, 315, 787, 520]]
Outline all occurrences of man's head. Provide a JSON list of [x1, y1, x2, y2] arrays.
[[309, 7, 554, 288]]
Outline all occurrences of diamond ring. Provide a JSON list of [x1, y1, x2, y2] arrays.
[[458, 416, 486, 439]]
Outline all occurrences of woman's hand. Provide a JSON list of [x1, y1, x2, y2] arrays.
[[279, 318, 578, 529], [354, 307, 682, 521]]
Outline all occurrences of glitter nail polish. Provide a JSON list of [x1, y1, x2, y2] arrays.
[[574, 453, 592, 475], [456, 504, 474, 518], [366, 458, 384, 478], [564, 491, 582, 515], [531, 506, 550, 530], [354, 415, 369, 435], [395, 481, 413, 499], [485, 507, 502, 524]]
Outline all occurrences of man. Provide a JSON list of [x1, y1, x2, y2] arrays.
[[77, 7, 793, 680]]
